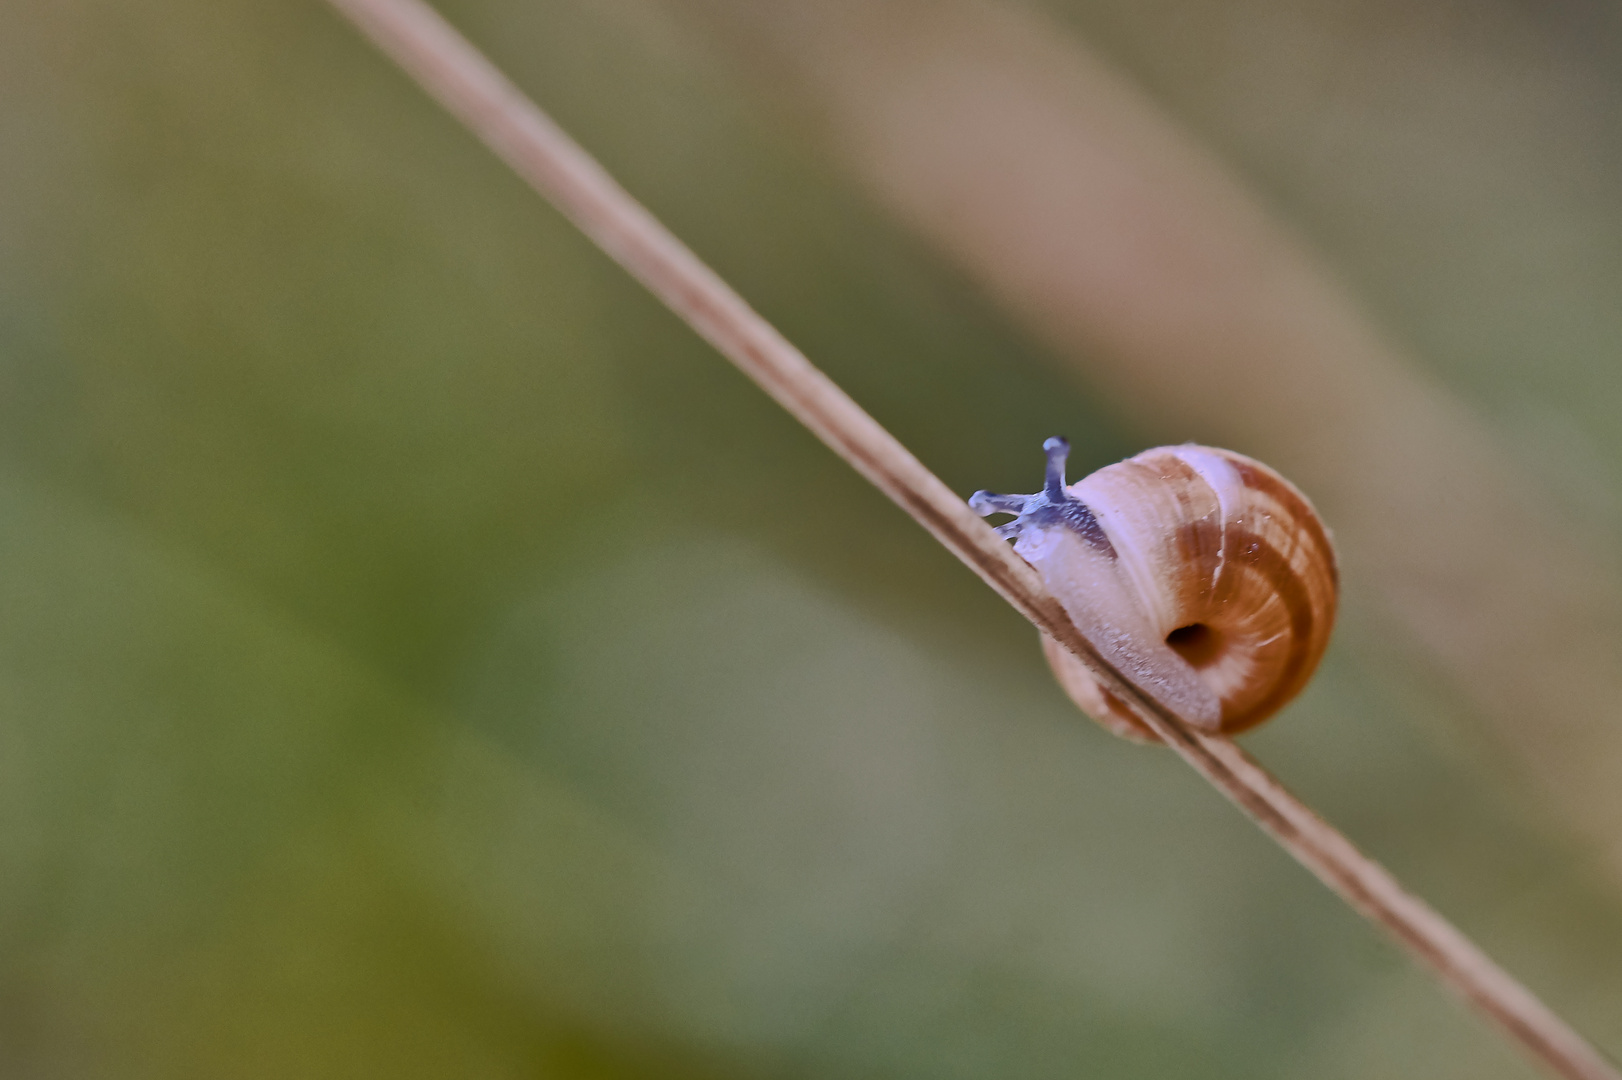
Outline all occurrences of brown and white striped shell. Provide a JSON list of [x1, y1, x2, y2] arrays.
[[971, 439, 1338, 741]]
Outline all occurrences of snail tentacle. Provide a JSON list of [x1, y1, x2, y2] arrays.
[[967, 491, 1031, 516]]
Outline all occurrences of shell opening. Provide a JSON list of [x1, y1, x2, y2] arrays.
[[1165, 623, 1224, 670]]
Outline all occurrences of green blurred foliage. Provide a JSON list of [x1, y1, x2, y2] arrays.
[[0, 1, 1619, 1078]]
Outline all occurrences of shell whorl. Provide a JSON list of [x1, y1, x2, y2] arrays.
[[972, 441, 1338, 741]]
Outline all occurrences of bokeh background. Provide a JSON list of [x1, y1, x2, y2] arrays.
[[4, 0, 1622, 1076]]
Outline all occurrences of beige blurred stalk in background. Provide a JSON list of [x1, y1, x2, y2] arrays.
[[660, 0, 1622, 879]]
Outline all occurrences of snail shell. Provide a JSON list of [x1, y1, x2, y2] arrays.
[[971, 439, 1338, 742]]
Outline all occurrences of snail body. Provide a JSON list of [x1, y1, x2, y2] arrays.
[[971, 439, 1337, 742]]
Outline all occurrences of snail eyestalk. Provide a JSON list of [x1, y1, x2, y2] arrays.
[[1043, 435, 1071, 501], [967, 490, 1031, 538]]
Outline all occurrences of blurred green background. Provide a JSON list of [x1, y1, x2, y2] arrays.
[[3, 1, 1622, 1077]]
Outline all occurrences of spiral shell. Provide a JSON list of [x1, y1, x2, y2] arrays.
[[971, 439, 1338, 741]]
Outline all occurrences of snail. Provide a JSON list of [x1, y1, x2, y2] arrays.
[[971, 438, 1338, 742]]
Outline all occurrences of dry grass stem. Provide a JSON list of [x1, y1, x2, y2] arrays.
[[322, 1, 1620, 1076]]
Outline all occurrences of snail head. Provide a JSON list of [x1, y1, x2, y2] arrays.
[[970, 437, 1115, 555]]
